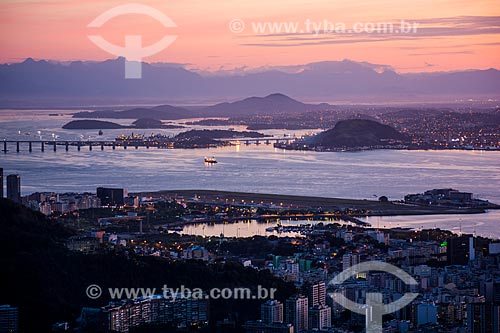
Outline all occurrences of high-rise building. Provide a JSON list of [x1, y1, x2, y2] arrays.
[[467, 303, 500, 333], [261, 300, 284, 323], [0, 305, 18, 333], [285, 295, 308, 331], [0, 168, 3, 199], [342, 253, 360, 271], [6, 174, 21, 203], [480, 279, 500, 303], [79, 294, 209, 332], [416, 303, 438, 326], [308, 282, 326, 307], [96, 187, 124, 206], [447, 236, 473, 265], [309, 304, 331, 330]]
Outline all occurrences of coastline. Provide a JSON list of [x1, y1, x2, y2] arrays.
[[133, 189, 500, 216]]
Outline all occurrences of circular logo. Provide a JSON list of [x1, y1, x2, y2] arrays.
[[86, 284, 102, 299], [229, 19, 245, 34]]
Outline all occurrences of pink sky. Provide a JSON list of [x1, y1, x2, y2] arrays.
[[1, 0, 499, 73]]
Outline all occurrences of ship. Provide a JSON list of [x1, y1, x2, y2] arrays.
[[204, 156, 217, 164]]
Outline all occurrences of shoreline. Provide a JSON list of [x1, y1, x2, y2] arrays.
[[273, 143, 500, 152], [133, 189, 500, 216]]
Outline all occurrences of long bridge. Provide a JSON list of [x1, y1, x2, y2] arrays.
[[1, 137, 297, 153]]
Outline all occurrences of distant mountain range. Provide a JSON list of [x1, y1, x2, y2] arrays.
[[1, 57, 500, 106]]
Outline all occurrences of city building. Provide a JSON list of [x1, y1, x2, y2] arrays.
[[285, 295, 308, 331], [78, 294, 208, 332], [163, 293, 209, 329], [66, 236, 100, 253], [96, 187, 125, 206], [308, 304, 331, 330], [181, 245, 210, 261], [286, 261, 300, 275], [416, 303, 438, 326], [308, 282, 326, 307], [490, 243, 500, 255], [467, 303, 500, 333], [6, 174, 21, 203], [342, 253, 360, 271], [261, 300, 284, 324], [404, 189, 484, 207], [24, 192, 102, 216], [447, 236, 474, 265], [0, 305, 18, 333], [480, 279, 500, 303]]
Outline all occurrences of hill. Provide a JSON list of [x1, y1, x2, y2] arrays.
[[198, 93, 330, 117], [72, 93, 332, 120], [312, 119, 407, 148], [0, 199, 295, 332]]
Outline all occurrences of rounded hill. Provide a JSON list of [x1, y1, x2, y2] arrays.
[[312, 119, 407, 148]]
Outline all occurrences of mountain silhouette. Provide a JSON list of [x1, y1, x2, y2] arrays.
[[72, 93, 333, 119], [312, 119, 408, 147], [1, 58, 499, 106]]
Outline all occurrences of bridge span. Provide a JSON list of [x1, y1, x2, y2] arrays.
[[2, 137, 297, 153]]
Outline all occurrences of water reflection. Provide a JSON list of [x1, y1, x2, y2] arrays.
[[181, 210, 500, 239]]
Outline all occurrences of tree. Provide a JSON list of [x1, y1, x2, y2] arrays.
[[378, 196, 389, 203]]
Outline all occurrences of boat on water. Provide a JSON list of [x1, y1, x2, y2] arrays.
[[204, 156, 218, 164], [98, 130, 103, 136], [265, 222, 283, 232]]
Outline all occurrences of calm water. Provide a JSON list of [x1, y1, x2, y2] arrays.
[[182, 212, 500, 239], [1, 109, 499, 237]]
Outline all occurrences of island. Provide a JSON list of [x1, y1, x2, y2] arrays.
[[115, 129, 267, 149], [62, 120, 123, 129], [172, 129, 266, 148], [131, 118, 184, 129], [62, 119, 184, 130], [276, 119, 409, 151]]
